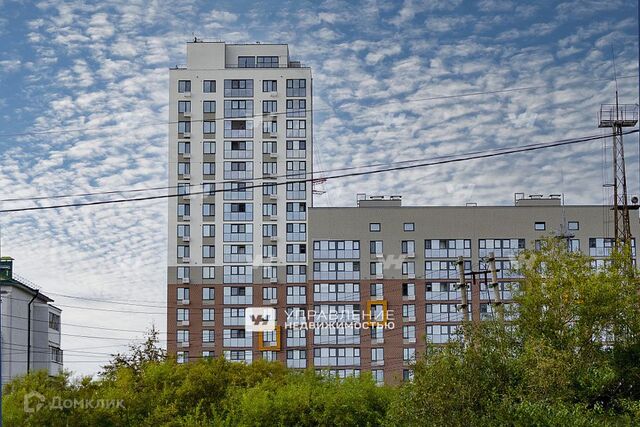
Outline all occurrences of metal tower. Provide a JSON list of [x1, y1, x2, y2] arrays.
[[598, 94, 638, 247]]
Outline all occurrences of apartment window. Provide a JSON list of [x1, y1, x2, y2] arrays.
[[177, 203, 190, 217], [177, 287, 190, 301], [177, 245, 190, 258], [401, 240, 415, 254], [286, 202, 306, 220], [402, 304, 415, 319], [224, 100, 254, 118], [286, 223, 306, 241], [263, 80, 277, 92], [203, 80, 215, 93], [177, 225, 190, 238], [203, 100, 216, 113], [263, 287, 277, 301], [203, 330, 215, 343], [370, 240, 383, 255], [286, 79, 306, 97], [223, 224, 253, 242], [203, 204, 215, 217], [203, 121, 216, 134], [203, 287, 215, 301], [263, 224, 277, 237], [202, 351, 213, 359], [286, 119, 306, 137], [202, 267, 215, 279], [177, 181, 189, 194], [203, 308, 215, 322], [403, 347, 416, 362], [286, 160, 306, 178], [224, 79, 254, 97], [534, 222, 546, 231], [177, 308, 189, 321], [50, 346, 63, 364], [263, 120, 277, 134], [263, 141, 277, 154], [568, 239, 580, 252], [257, 56, 279, 68], [286, 182, 306, 200], [403, 223, 415, 232], [177, 331, 189, 345], [371, 348, 384, 363], [263, 162, 277, 176], [178, 121, 191, 134], [224, 140, 253, 159], [263, 100, 277, 113], [403, 326, 416, 341], [203, 141, 215, 154], [370, 283, 383, 297], [224, 120, 254, 138], [178, 162, 190, 175], [286, 140, 306, 158], [203, 162, 215, 175], [263, 245, 277, 258], [568, 221, 579, 231], [263, 203, 277, 216], [203, 245, 215, 258], [263, 266, 277, 279], [177, 351, 188, 364], [203, 224, 215, 237], [402, 283, 415, 297], [402, 262, 415, 276], [370, 262, 383, 276], [48, 312, 60, 331], [177, 267, 190, 279], [178, 80, 191, 93], [238, 56, 255, 68], [286, 99, 306, 117], [178, 101, 191, 113], [178, 142, 190, 155], [370, 223, 381, 232]]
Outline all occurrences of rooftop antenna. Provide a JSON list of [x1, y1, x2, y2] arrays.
[[598, 46, 639, 253]]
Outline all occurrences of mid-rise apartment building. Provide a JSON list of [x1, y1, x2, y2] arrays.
[[0, 257, 63, 384], [167, 41, 637, 384]]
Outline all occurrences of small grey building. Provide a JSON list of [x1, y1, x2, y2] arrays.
[[0, 257, 63, 384]]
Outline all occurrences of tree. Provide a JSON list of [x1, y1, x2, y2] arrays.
[[100, 325, 166, 379]]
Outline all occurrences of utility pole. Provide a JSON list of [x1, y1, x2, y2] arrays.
[[456, 256, 469, 322], [488, 252, 504, 321]]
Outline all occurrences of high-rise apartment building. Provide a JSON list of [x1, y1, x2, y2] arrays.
[[167, 42, 637, 384], [168, 42, 312, 364]]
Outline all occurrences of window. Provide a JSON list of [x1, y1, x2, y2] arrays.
[[401, 240, 415, 254], [285, 119, 306, 137], [402, 262, 415, 276], [50, 346, 63, 364], [370, 223, 381, 232], [178, 101, 191, 113], [177, 267, 190, 279], [286, 140, 306, 158], [203, 80, 215, 93], [263, 80, 277, 92], [403, 326, 416, 341], [203, 162, 215, 175], [203, 224, 215, 237], [263, 100, 277, 113], [203, 308, 215, 321], [203, 330, 215, 343], [238, 56, 256, 68], [403, 223, 415, 232], [203, 267, 215, 279], [263, 120, 277, 134], [177, 203, 190, 217], [177, 225, 190, 238], [178, 121, 191, 134], [263, 141, 277, 154], [534, 222, 546, 231], [403, 346, 416, 361], [238, 56, 255, 68], [402, 283, 415, 297], [203, 204, 215, 217], [224, 120, 254, 138], [178, 142, 190, 154], [224, 100, 254, 118], [286, 79, 306, 97], [203, 101, 215, 113], [370, 240, 383, 255], [568, 239, 580, 252], [177, 330, 189, 343], [203, 287, 215, 301], [177, 351, 188, 364], [263, 203, 277, 216], [203, 121, 215, 134], [177, 308, 189, 321], [178, 80, 191, 93], [370, 262, 383, 276], [370, 283, 383, 297], [263, 287, 277, 300], [224, 79, 254, 97], [203, 245, 215, 258], [177, 245, 190, 258], [371, 348, 384, 363], [402, 304, 415, 319], [203, 141, 215, 154], [177, 287, 190, 301], [257, 56, 279, 68], [48, 312, 60, 331], [286, 99, 306, 117], [178, 162, 190, 175], [568, 221, 579, 231]]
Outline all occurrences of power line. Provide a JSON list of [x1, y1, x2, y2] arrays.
[[1, 74, 636, 139], [1, 129, 637, 214]]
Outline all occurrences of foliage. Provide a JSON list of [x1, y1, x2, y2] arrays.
[[3, 239, 640, 425]]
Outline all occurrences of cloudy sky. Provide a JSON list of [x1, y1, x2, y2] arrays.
[[0, 0, 638, 377]]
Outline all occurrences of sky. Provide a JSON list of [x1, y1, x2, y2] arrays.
[[0, 0, 638, 377]]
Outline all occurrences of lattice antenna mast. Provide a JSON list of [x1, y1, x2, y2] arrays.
[[598, 91, 638, 248]]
